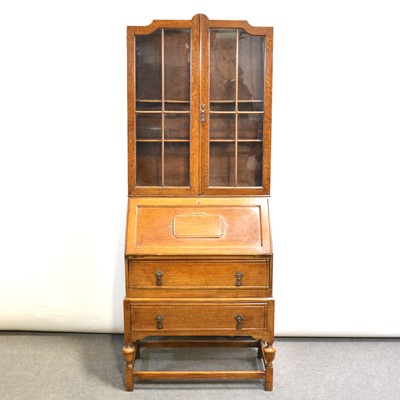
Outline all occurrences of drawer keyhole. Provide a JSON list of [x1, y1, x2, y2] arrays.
[[156, 314, 164, 329], [234, 314, 244, 330], [234, 271, 244, 287], [154, 270, 164, 286]]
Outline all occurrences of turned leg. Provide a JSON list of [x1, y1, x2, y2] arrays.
[[122, 343, 137, 391], [263, 342, 276, 391]]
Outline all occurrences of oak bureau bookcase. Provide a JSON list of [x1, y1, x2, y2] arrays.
[[123, 14, 275, 391]]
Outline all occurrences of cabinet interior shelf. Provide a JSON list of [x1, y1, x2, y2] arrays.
[[210, 100, 263, 103], [136, 110, 263, 114], [137, 100, 190, 103], [135, 139, 262, 142], [136, 100, 263, 103], [136, 111, 190, 114], [135, 186, 191, 189], [209, 111, 264, 114], [136, 139, 190, 142], [210, 139, 262, 142]]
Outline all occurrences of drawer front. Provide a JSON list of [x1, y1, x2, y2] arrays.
[[129, 302, 271, 333], [128, 260, 270, 289]]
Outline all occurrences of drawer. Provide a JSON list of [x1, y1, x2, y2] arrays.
[[127, 259, 271, 289], [124, 299, 274, 341]]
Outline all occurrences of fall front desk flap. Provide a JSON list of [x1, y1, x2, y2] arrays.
[[125, 197, 272, 256]]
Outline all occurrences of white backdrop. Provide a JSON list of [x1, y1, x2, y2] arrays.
[[1, 0, 399, 336]]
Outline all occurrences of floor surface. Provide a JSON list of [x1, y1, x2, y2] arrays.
[[0, 332, 399, 400]]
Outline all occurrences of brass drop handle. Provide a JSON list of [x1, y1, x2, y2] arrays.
[[156, 314, 164, 329], [200, 103, 206, 123], [234, 314, 244, 330], [234, 271, 244, 287], [154, 270, 164, 286]]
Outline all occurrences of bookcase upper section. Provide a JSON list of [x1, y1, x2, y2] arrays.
[[127, 14, 273, 196]]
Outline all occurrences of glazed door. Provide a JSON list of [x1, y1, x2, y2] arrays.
[[128, 16, 200, 196], [127, 15, 272, 196], [200, 16, 273, 195]]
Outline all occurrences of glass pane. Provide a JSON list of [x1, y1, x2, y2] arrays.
[[136, 114, 162, 140], [136, 31, 162, 100], [210, 101, 235, 112], [209, 142, 235, 186], [136, 101, 162, 111], [238, 31, 265, 101], [164, 143, 190, 186], [165, 114, 190, 140], [165, 102, 190, 111], [210, 114, 235, 140], [165, 30, 191, 101], [210, 29, 237, 101], [238, 114, 263, 140], [237, 143, 262, 187], [238, 101, 263, 112], [136, 142, 162, 186]]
